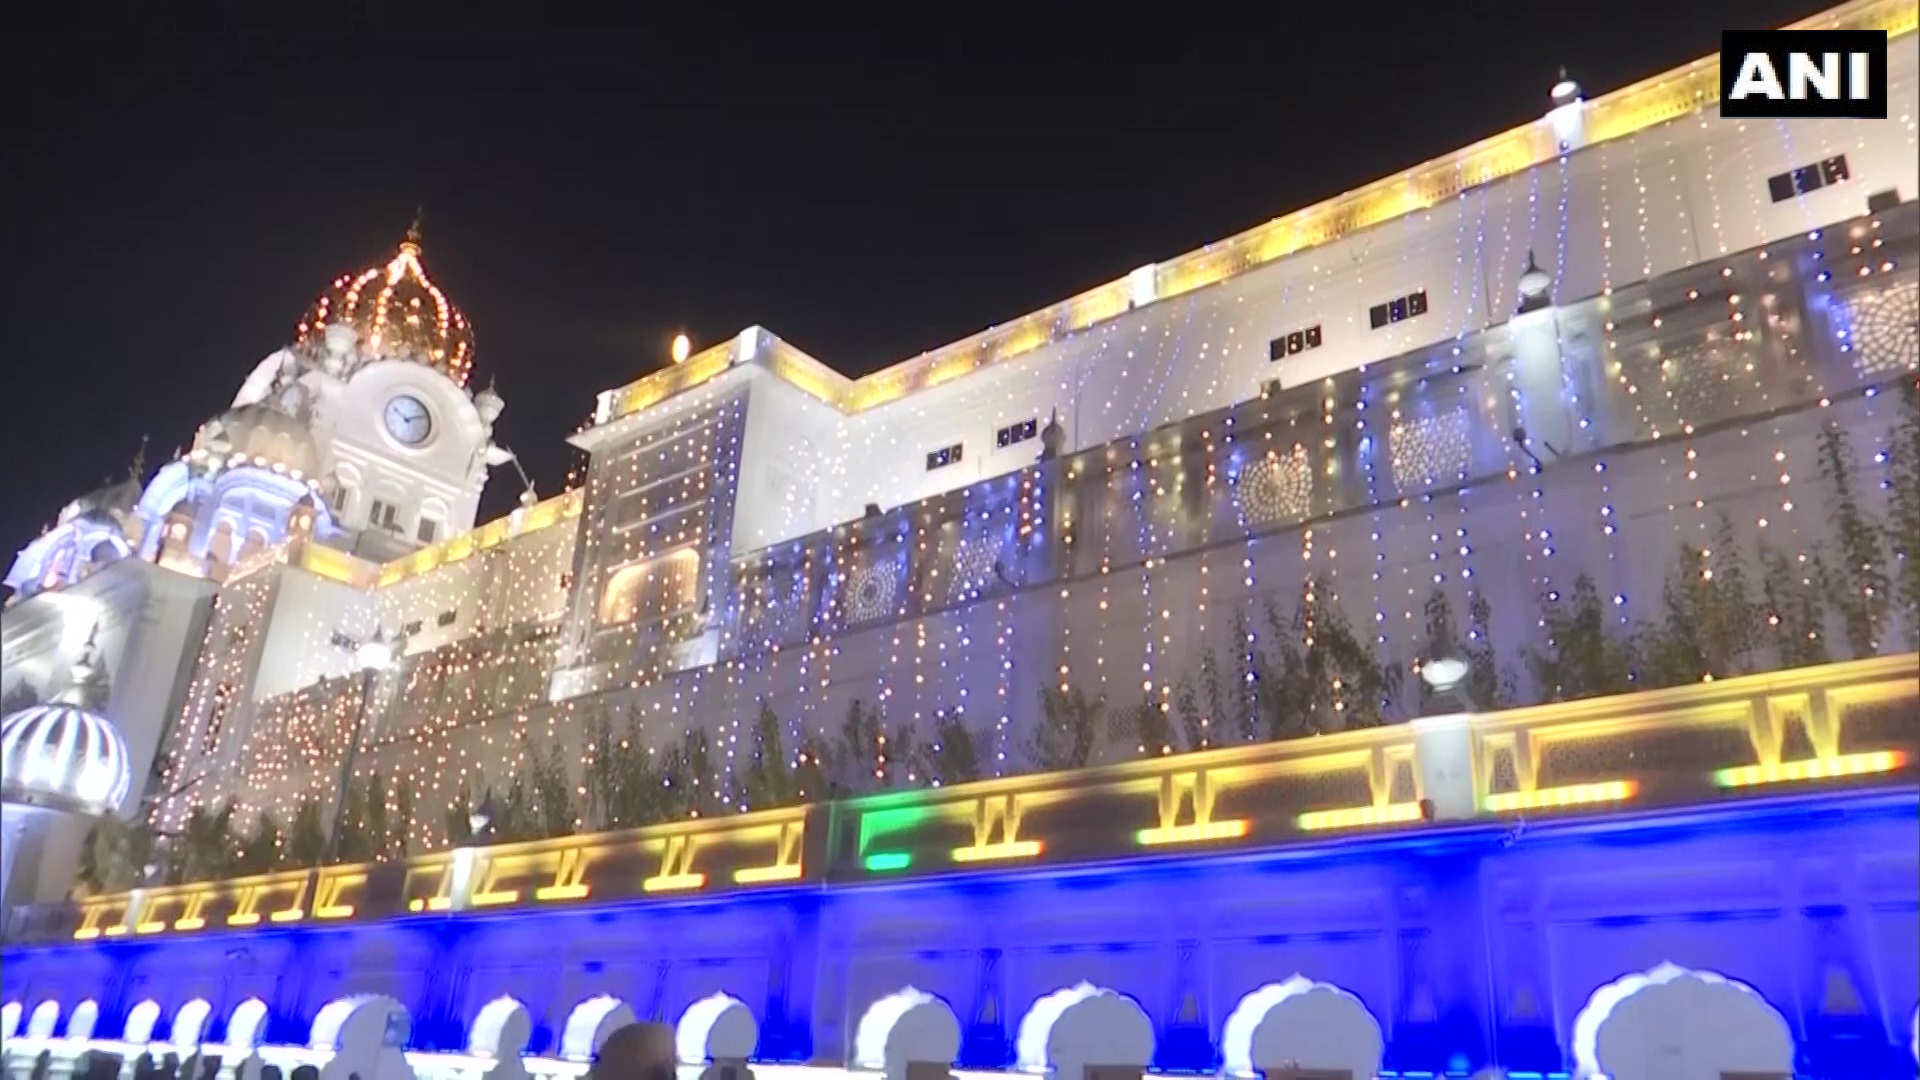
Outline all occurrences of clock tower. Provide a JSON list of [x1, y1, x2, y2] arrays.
[[229, 225, 508, 560]]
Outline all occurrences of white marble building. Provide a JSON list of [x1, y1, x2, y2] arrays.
[[3, 0, 1916, 893]]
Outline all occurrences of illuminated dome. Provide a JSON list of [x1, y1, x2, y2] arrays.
[[0, 636, 132, 817], [296, 225, 475, 386], [193, 401, 323, 481]]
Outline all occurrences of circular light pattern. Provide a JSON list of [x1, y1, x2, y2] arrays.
[[1235, 445, 1313, 526], [1848, 278, 1919, 378], [296, 231, 475, 387], [845, 557, 901, 624]]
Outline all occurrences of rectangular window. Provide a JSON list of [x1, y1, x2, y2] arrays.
[[1768, 154, 1850, 202], [995, 418, 1039, 449], [1268, 324, 1324, 361], [369, 499, 399, 530], [926, 443, 964, 471], [416, 518, 439, 544], [1369, 290, 1428, 330], [402, 619, 424, 637], [436, 609, 457, 627]]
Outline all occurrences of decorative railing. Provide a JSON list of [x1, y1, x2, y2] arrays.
[[16, 652, 1913, 945]]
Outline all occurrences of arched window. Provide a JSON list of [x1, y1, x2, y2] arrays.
[[598, 550, 701, 625]]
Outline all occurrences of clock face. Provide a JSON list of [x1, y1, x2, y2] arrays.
[[384, 395, 433, 446]]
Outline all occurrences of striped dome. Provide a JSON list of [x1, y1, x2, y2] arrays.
[[0, 702, 132, 817]]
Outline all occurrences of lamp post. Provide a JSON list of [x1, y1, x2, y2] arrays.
[[324, 628, 401, 865]]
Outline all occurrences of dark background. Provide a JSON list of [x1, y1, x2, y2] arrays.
[[5, 1, 1821, 561]]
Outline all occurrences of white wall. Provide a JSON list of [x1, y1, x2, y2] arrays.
[[777, 34, 1920, 551], [324, 359, 492, 540]]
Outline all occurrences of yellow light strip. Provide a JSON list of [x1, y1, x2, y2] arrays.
[[1714, 750, 1908, 788], [1296, 803, 1426, 832], [1137, 819, 1251, 845], [642, 873, 707, 893], [734, 864, 804, 884], [103, 924, 129, 937], [134, 919, 169, 935], [1484, 780, 1637, 812], [469, 889, 521, 908], [950, 840, 1043, 864], [227, 912, 262, 927], [73, 927, 101, 941], [533, 884, 592, 901], [268, 908, 304, 924], [407, 896, 454, 913], [315, 904, 355, 919], [174, 918, 206, 931]]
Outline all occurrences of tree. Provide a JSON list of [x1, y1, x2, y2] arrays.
[[736, 702, 796, 810], [530, 741, 577, 838], [583, 708, 663, 831], [1420, 586, 1505, 712], [1884, 382, 1920, 636], [834, 699, 885, 792], [921, 708, 984, 786], [1297, 581, 1400, 730], [1816, 424, 1889, 656], [286, 795, 326, 868], [1758, 542, 1830, 670], [173, 800, 238, 884], [232, 810, 281, 877], [1637, 519, 1764, 688], [442, 779, 477, 846], [76, 815, 154, 895], [1031, 686, 1101, 771], [1526, 575, 1636, 702], [1127, 694, 1177, 757], [1173, 670, 1212, 751]]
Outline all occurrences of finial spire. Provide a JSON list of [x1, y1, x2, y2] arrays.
[[405, 206, 425, 248], [127, 433, 149, 484], [53, 622, 110, 710]]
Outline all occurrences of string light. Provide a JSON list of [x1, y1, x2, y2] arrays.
[[125, 68, 1919, 876]]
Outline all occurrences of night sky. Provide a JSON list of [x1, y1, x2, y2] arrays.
[[7, 2, 1822, 562]]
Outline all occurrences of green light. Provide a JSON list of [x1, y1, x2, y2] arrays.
[[857, 805, 934, 852], [863, 852, 912, 872]]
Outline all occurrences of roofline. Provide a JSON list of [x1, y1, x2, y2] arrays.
[[593, 0, 1916, 425]]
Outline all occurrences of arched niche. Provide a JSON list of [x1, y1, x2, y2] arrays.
[[27, 1000, 61, 1039], [850, 987, 961, 1080], [226, 999, 270, 1050], [1220, 976, 1382, 1080], [675, 993, 757, 1067], [1015, 983, 1154, 1080], [124, 1000, 162, 1044], [66, 1000, 100, 1041], [1573, 962, 1793, 1080], [171, 999, 214, 1048], [560, 996, 636, 1063], [2, 1002, 21, 1041], [308, 995, 412, 1080], [467, 996, 532, 1059]]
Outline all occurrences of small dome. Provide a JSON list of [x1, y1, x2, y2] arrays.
[[295, 225, 475, 387], [195, 402, 322, 479], [0, 638, 131, 817]]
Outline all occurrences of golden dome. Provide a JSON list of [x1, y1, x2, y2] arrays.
[[296, 226, 475, 386]]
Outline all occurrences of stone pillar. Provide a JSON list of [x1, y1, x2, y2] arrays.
[[1411, 712, 1478, 822]]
